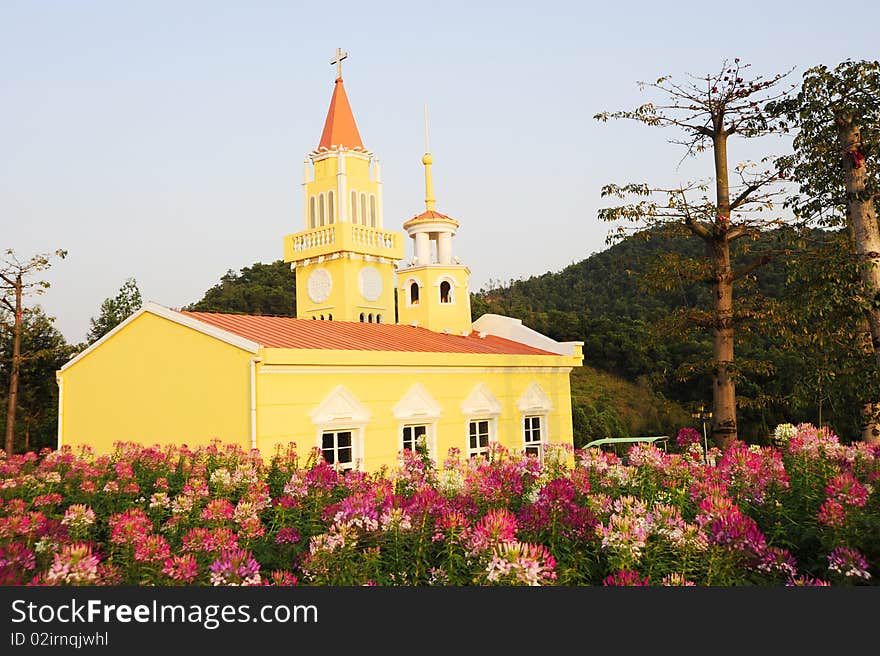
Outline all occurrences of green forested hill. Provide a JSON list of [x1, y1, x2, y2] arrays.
[[184, 226, 860, 444], [474, 226, 865, 442]]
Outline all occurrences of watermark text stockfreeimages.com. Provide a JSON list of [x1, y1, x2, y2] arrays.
[[10, 598, 318, 631]]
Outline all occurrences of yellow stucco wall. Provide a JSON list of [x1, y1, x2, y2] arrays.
[[294, 256, 397, 323], [58, 312, 254, 452], [255, 351, 576, 471], [397, 265, 472, 335]]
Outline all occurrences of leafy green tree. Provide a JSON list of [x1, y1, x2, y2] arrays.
[[85, 277, 143, 345], [0, 306, 75, 452], [773, 60, 880, 443], [594, 60, 795, 448], [1, 249, 67, 454], [186, 260, 296, 316]]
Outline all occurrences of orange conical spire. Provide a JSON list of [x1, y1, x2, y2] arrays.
[[317, 76, 364, 150]]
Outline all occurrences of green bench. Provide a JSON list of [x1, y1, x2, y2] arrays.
[[583, 435, 669, 452]]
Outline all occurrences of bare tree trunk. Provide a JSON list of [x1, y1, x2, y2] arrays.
[[710, 132, 738, 449], [838, 116, 880, 445], [4, 275, 22, 455], [711, 239, 738, 449]]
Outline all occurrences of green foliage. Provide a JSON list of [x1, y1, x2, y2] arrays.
[[774, 59, 880, 227], [0, 306, 76, 451], [186, 260, 296, 316], [85, 278, 143, 345]]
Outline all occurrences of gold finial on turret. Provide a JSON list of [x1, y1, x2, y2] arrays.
[[423, 104, 435, 211]]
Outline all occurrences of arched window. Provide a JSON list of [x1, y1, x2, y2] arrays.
[[368, 313, 374, 323], [328, 314, 332, 321], [351, 190, 358, 224], [410, 282, 420, 305], [370, 195, 377, 227], [318, 193, 325, 227], [360, 313, 365, 322], [327, 190, 335, 224], [360, 193, 367, 227], [320, 314, 324, 320], [440, 280, 452, 304], [309, 197, 316, 229], [376, 314, 382, 324]]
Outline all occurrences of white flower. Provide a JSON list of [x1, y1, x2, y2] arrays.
[[772, 423, 796, 446]]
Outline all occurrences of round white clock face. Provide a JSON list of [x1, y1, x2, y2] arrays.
[[359, 266, 383, 302], [307, 268, 332, 303]]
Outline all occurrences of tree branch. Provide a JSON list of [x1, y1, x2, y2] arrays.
[[733, 253, 775, 280]]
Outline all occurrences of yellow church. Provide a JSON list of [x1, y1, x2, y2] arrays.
[[56, 51, 583, 472]]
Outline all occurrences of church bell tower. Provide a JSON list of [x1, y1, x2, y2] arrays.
[[283, 49, 404, 323]]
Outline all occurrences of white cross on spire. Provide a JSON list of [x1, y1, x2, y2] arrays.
[[331, 47, 348, 79]]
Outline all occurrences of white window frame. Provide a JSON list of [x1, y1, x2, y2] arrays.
[[393, 383, 441, 463], [517, 382, 552, 461], [436, 275, 457, 304], [320, 429, 358, 471], [461, 383, 501, 460], [401, 424, 430, 454], [309, 385, 370, 472], [522, 415, 546, 461], [402, 277, 421, 307], [467, 418, 496, 460]]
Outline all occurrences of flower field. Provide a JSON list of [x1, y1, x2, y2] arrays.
[[1, 423, 877, 586]]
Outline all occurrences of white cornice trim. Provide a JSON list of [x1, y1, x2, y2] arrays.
[[460, 382, 502, 417], [392, 383, 443, 421], [517, 382, 553, 413], [58, 301, 260, 372], [310, 384, 372, 426]]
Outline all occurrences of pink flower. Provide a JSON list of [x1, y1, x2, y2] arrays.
[[485, 541, 557, 585], [46, 543, 101, 586], [201, 498, 235, 522], [162, 554, 199, 583], [108, 509, 153, 546], [134, 534, 171, 563], [468, 508, 518, 553], [33, 493, 63, 507], [264, 570, 299, 586]]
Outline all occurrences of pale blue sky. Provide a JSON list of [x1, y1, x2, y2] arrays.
[[2, 0, 878, 343]]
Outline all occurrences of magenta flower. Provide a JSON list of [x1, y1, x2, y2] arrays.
[[603, 570, 650, 586], [676, 427, 701, 448], [209, 548, 261, 586], [824, 472, 869, 508], [827, 547, 872, 581], [274, 527, 301, 544]]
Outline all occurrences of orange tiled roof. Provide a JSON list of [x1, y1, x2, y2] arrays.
[[317, 78, 364, 150], [403, 210, 459, 229], [181, 311, 556, 355]]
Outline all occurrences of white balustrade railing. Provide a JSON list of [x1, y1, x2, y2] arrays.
[[291, 226, 336, 252]]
